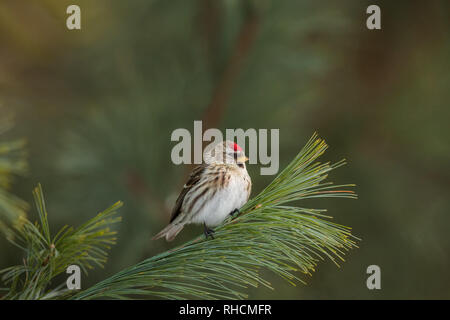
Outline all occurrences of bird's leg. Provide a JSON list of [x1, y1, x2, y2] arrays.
[[229, 208, 240, 217], [203, 223, 215, 239]]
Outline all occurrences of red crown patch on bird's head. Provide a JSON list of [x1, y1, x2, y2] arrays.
[[231, 142, 243, 152]]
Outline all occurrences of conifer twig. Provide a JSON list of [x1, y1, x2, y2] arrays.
[[72, 133, 358, 300], [0, 184, 123, 300]]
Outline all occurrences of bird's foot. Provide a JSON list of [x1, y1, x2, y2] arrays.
[[203, 223, 215, 240], [229, 208, 240, 217]]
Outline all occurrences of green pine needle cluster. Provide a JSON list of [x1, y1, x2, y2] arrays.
[[0, 111, 28, 229], [71, 133, 358, 300], [0, 184, 122, 300], [1, 132, 357, 300]]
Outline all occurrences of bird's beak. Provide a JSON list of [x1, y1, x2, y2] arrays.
[[237, 155, 249, 163]]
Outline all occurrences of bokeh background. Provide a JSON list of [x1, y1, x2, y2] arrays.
[[1, 0, 449, 299]]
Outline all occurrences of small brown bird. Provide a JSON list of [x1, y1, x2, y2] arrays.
[[152, 140, 252, 241]]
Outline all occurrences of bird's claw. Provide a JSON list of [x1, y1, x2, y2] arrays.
[[203, 223, 215, 240], [229, 208, 240, 217]]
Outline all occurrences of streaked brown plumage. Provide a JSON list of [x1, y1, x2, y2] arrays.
[[152, 140, 252, 241]]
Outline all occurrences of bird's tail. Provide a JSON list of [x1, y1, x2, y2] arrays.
[[152, 223, 185, 242]]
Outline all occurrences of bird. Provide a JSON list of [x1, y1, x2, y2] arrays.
[[152, 140, 252, 241]]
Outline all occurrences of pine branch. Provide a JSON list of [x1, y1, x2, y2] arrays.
[[0, 184, 123, 300], [71, 133, 358, 300]]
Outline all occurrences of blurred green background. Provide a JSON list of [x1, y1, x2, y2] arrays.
[[1, 0, 449, 299]]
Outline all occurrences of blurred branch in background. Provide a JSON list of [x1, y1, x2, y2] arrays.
[[0, 108, 28, 230], [0, 184, 122, 300], [201, 0, 259, 131], [180, 0, 260, 182]]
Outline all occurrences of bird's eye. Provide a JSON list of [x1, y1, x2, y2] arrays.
[[238, 163, 244, 168]]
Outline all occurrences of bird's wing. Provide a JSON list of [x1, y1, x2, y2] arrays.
[[169, 164, 207, 223]]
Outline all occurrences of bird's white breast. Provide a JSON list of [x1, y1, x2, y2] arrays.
[[190, 173, 249, 227]]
